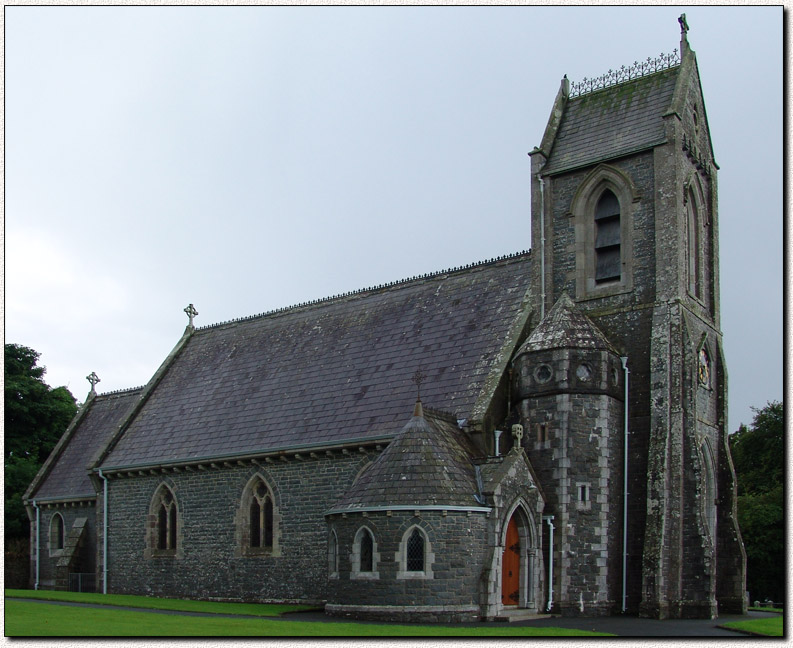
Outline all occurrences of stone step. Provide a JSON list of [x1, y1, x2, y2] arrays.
[[493, 609, 553, 623]]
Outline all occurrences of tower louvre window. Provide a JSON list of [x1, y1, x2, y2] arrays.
[[595, 189, 621, 282]]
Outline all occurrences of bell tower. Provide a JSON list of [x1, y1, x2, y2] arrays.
[[524, 17, 745, 618]]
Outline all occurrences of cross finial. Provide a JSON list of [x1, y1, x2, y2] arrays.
[[86, 371, 101, 395], [184, 303, 198, 328], [412, 368, 427, 401], [678, 13, 689, 34]]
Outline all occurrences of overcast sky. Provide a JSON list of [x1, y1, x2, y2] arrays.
[[5, 6, 783, 435]]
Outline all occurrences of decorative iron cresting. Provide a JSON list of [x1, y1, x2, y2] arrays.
[[569, 50, 680, 98]]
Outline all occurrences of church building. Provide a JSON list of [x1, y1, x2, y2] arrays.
[[25, 18, 746, 621]]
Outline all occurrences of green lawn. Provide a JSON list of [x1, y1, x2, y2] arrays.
[[5, 594, 610, 637], [722, 613, 783, 637], [5, 588, 315, 616]]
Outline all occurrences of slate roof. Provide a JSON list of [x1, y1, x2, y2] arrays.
[[328, 405, 484, 512], [543, 67, 680, 175], [514, 293, 617, 356], [100, 253, 532, 469], [30, 388, 142, 500]]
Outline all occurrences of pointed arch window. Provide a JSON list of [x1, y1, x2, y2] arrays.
[[238, 475, 280, 557], [249, 478, 274, 549], [687, 189, 702, 299], [328, 530, 339, 578], [571, 164, 637, 299], [594, 189, 621, 283], [360, 529, 374, 572], [147, 484, 181, 558], [406, 528, 425, 571], [351, 526, 379, 579], [396, 525, 434, 579], [49, 512, 65, 554]]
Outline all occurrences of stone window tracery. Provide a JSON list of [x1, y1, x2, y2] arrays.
[[239, 474, 280, 557], [147, 483, 181, 558]]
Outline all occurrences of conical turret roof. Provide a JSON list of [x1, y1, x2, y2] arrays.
[[328, 402, 483, 512], [515, 293, 618, 356]]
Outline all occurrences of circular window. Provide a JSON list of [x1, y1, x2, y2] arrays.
[[575, 364, 592, 382], [534, 364, 552, 384]]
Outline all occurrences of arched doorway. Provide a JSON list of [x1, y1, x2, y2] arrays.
[[500, 506, 538, 610], [502, 515, 521, 605]]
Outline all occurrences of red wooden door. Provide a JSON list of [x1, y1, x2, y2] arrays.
[[501, 515, 520, 606]]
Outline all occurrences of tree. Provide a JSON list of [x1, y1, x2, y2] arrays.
[[729, 401, 784, 603], [4, 344, 78, 540]]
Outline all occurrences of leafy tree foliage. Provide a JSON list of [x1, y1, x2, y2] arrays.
[[4, 344, 78, 539], [729, 401, 784, 602]]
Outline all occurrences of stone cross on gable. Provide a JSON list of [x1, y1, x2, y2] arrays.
[[678, 13, 689, 35], [184, 303, 198, 328], [86, 371, 101, 395]]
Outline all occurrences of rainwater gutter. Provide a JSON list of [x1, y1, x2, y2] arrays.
[[538, 175, 547, 320], [32, 500, 40, 590], [620, 357, 630, 613], [544, 515, 555, 611], [98, 469, 108, 594]]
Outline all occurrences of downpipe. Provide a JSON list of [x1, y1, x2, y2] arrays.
[[544, 515, 555, 611], [538, 175, 546, 320], [621, 356, 630, 613], [32, 500, 40, 590], [98, 469, 109, 594]]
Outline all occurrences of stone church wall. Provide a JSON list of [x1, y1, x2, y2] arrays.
[[326, 509, 489, 622], [104, 452, 374, 602], [29, 502, 97, 590]]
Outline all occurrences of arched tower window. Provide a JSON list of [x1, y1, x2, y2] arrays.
[[239, 474, 280, 556], [50, 512, 65, 553], [687, 189, 702, 299], [570, 164, 637, 300], [594, 189, 621, 283]]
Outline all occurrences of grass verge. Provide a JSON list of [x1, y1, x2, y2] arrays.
[[721, 615, 783, 637], [5, 599, 611, 637], [5, 589, 315, 617]]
